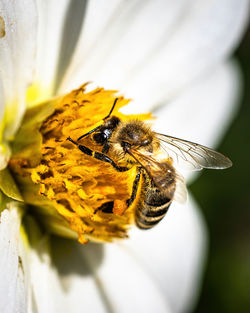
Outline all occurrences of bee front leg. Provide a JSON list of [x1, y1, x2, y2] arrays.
[[67, 137, 129, 172]]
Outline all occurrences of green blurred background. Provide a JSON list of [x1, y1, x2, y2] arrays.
[[191, 24, 250, 313]]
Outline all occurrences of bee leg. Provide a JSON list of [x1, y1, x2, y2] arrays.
[[102, 142, 110, 154], [127, 167, 142, 207], [67, 137, 129, 172]]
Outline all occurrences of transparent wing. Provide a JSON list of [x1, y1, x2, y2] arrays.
[[155, 133, 232, 171]]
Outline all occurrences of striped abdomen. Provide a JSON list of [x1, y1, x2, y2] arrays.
[[135, 172, 176, 229]]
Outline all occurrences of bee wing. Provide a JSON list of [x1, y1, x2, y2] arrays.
[[128, 149, 187, 203], [174, 172, 187, 204], [155, 133, 232, 171]]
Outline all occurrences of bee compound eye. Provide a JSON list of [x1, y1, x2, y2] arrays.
[[93, 132, 107, 144]]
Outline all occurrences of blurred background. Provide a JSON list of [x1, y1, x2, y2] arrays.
[[191, 24, 250, 313]]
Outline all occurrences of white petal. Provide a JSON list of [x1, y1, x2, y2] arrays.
[[32, 0, 87, 103], [84, 243, 172, 313], [51, 238, 172, 313], [62, 0, 128, 75], [123, 0, 249, 113], [27, 236, 65, 313], [0, 0, 37, 139], [50, 238, 117, 313], [154, 61, 241, 147], [153, 61, 240, 182], [60, 0, 249, 114], [122, 193, 207, 313], [0, 203, 27, 313], [59, 0, 190, 94]]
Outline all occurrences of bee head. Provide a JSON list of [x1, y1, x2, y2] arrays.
[[92, 116, 121, 145], [115, 120, 154, 154]]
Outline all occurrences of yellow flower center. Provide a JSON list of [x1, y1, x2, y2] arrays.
[[9, 85, 151, 243]]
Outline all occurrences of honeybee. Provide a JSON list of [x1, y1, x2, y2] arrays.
[[67, 98, 232, 229]]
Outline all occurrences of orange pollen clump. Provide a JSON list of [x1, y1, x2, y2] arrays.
[[9, 85, 151, 243]]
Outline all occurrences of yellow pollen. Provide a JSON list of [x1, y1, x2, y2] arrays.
[[9, 85, 151, 243], [0, 16, 5, 38]]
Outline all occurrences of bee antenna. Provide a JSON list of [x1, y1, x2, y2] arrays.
[[103, 98, 118, 120], [77, 98, 118, 141]]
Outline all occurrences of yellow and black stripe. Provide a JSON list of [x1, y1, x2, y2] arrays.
[[134, 172, 175, 229]]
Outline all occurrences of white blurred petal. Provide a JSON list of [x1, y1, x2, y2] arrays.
[[60, 0, 249, 114], [33, 0, 87, 102], [71, 0, 124, 59], [85, 244, 172, 313], [154, 60, 241, 146], [35, 238, 107, 313], [0, 203, 27, 313], [123, 0, 249, 113], [51, 238, 172, 313], [153, 61, 241, 182], [0, 0, 37, 138], [60, 0, 190, 94], [122, 193, 207, 313], [27, 237, 65, 313]]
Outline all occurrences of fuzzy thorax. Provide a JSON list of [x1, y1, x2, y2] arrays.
[[9, 85, 152, 243]]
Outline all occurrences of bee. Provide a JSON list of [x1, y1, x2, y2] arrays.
[[67, 98, 232, 229]]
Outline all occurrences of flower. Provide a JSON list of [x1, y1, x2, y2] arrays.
[[0, 1, 249, 313]]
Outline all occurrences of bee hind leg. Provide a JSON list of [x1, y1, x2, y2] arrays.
[[127, 167, 142, 207]]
